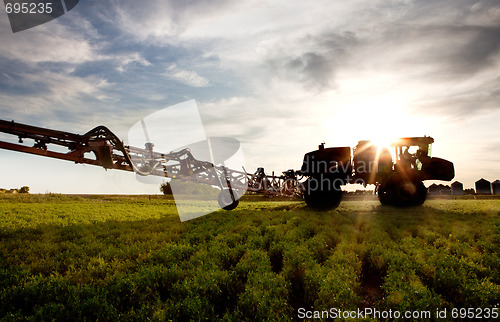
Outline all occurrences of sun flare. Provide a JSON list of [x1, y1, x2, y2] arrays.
[[322, 94, 436, 149]]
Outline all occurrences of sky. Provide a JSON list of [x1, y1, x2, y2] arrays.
[[0, 0, 499, 194]]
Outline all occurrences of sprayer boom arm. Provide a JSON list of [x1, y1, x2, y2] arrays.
[[0, 119, 133, 171], [0, 119, 258, 192]]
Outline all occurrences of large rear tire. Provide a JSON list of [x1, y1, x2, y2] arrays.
[[303, 177, 342, 210], [413, 180, 427, 206], [377, 184, 393, 205]]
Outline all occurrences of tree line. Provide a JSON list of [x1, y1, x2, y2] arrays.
[[0, 186, 30, 194]]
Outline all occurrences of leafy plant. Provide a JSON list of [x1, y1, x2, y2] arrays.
[[0, 195, 498, 319]]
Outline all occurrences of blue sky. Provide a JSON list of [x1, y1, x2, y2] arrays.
[[0, 0, 499, 193]]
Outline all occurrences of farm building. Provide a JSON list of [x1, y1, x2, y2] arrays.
[[451, 181, 464, 195], [428, 184, 451, 195], [475, 178, 492, 194], [428, 184, 439, 195], [439, 184, 451, 195], [493, 180, 500, 194]]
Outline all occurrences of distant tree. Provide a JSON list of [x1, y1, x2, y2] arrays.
[[464, 188, 475, 195], [160, 180, 219, 196], [18, 186, 30, 194], [160, 181, 173, 195]]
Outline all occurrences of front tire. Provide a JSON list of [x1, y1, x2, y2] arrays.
[[303, 177, 342, 210]]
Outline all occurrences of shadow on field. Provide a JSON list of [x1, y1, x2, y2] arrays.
[[359, 256, 385, 308], [365, 204, 467, 240], [349, 201, 499, 309], [336, 201, 494, 309]]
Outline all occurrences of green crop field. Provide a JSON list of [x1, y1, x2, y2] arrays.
[[0, 194, 499, 320]]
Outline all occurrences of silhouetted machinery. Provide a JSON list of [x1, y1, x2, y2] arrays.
[[300, 137, 454, 209], [0, 119, 454, 211]]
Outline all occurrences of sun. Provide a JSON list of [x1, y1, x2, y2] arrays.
[[369, 135, 395, 151], [321, 94, 437, 153]]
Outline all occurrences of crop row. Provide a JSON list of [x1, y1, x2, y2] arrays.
[[0, 195, 498, 320]]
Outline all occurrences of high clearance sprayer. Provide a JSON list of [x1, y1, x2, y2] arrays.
[[0, 119, 454, 212]]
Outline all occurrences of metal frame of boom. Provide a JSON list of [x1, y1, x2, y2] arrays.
[[0, 119, 302, 197]]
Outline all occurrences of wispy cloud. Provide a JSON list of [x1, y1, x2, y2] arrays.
[[0, 19, 100, 65], [164, 64, 209, 87], [116, 53, 151, 72], [264, 31, 359, 91], [0, 68, 112, 129], [103, 0, 234, 44]]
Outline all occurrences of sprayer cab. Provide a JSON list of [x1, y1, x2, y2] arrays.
[[392, 136, 433, 171], [390, 137, 454, 182]]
